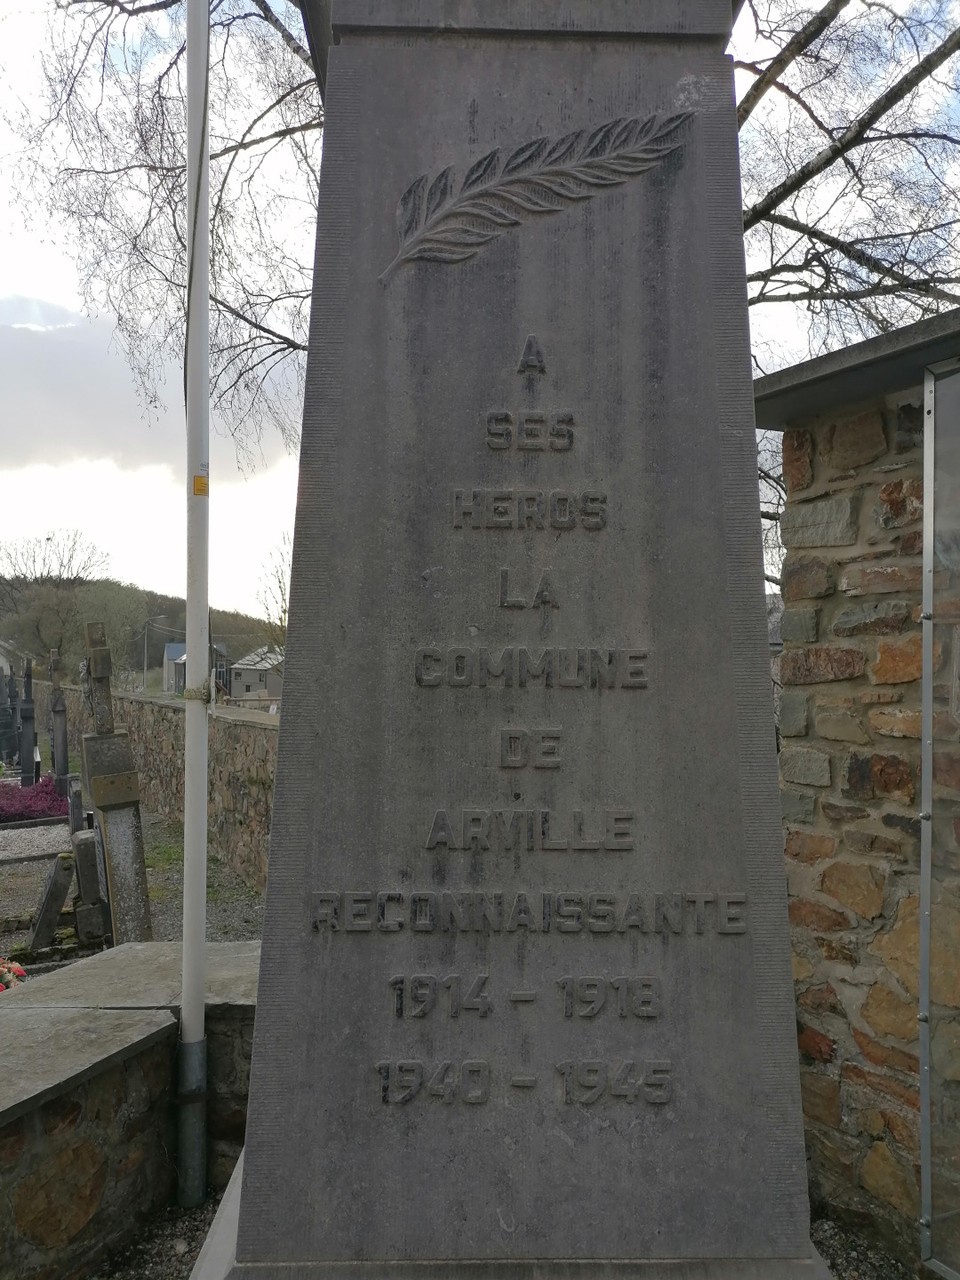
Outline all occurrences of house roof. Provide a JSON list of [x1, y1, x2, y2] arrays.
[[231, 646, 284, 672], [754, 308, 960, 431], [174, 642, 228, 666], [163, 642, 187, 663]]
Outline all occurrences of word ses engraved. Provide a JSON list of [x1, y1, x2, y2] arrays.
[[379, 113, 692, 282], [311, 890, 748, 935]]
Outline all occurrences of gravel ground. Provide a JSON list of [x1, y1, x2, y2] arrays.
[[0, 818, 920, 1280]]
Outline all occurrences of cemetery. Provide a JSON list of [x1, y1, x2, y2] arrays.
[[2, 2, 960, 1280]]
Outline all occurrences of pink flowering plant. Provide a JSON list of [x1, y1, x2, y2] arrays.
[[0, 775, 69, 824], [0, 958, 27, 990]]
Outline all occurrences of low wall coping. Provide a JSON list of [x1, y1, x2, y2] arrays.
[[3, 941, 260, 1011], [0, 1005, 177, 1124]]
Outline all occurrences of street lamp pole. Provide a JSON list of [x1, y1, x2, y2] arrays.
[[142, 615, 168, 693]]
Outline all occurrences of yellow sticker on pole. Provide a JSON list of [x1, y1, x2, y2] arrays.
[[193, 475, 209, 497]]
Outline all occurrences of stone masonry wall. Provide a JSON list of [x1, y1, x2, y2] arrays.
[[779, 392, 928, 1257], [0, 1034, 177, 1280], [31, 684, 277, 889]]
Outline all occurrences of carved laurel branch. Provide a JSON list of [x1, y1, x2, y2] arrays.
[[379, 112, 692, 285]]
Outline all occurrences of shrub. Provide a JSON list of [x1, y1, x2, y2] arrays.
[[0, 775, 69, 823]]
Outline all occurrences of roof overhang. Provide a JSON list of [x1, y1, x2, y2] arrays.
[[753, 309, 960, 431], [299, 0, 747, 103]]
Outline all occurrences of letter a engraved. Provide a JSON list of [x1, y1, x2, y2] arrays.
[[517, 335, 546, 376]]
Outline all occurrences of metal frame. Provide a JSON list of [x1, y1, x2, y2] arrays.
[[921, 356, 960, 1277]]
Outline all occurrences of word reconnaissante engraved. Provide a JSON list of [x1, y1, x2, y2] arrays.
[[453, 489, 606, 530], [379, 112, 692, 282], [415, 647, 646, 688], [311, 890, 747, 935]]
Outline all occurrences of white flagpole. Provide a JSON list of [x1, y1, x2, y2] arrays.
[[180, 0, 210, 1208]]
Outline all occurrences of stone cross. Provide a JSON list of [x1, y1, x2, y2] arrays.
[[49, 649, 70, 794], [197, 4, 826, 1279], [19, 659, 36, 788], [82, 622, 115, 735], [80, 620, 152, 944]]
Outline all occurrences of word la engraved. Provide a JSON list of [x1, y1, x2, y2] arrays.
[[499, 569, 560, 609], [486, 412, 574, 452]]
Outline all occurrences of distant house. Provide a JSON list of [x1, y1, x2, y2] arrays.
[[172, 642, 229, 696], [162, 643, 187, 694], [230, 646, 283, 706]]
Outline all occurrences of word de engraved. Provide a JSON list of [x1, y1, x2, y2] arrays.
[[379, 113, 692, 282]]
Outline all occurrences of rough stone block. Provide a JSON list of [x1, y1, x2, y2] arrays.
[[781, 608, 819, 644], [861, 985, 917, 1044], [780, 646, 865, 686], [815, 709, 869, 744], [781, 556, 835, 602], [934, 751, 960, 791], [839, 563, 922, 596], [780, 746, 831, 787], [779, 690, 809, 737], [894, 402, 922, 454], [783, 429, 813, 493], [797, 1025, 836, 1063], [780, 494, 860, 549], [781, 788, 816, 824], [844, 830, 902, 858], [785, 830, 836, 863], [859, 1141, 919, 1219], [28, 852, 76, 952], [820, 861, 884, 920], [798, 1070, 839, 1131], [789, 898, 850, 932], [932, 1022, 960, 1082], [821, 801, 868, 822], [875, 478, 922, 529], [869, 633, 930, 685], [819, 410, 887, 470], [868, 708, 921, 738], [843, 753, 915, 805], [832, 601, 910, 637], [841, 1062, 919, 1110]]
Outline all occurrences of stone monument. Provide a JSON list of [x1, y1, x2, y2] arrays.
[[198, 3, 827, 1277], [80, 622, 152, 944]]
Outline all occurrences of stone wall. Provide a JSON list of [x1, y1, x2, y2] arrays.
[[0, 1030, 177, 1280], [778, 392, 927, 1257], [30, 684, 277, 889]]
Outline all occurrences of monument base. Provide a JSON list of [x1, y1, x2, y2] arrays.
[[192, 1157, 831, 1280]]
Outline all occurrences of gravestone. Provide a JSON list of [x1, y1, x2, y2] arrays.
[[202, 4, 826, 1278], [80, 622, 152, 944], [19, 660, 36, 788], [27, 849, 75, 952], [49, 649, 70, 795], [0, 670, 14, 766]]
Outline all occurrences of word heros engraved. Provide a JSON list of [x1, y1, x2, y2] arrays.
[[213, 4, 828, 1280]]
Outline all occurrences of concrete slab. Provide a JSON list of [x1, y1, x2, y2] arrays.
[[0, 1005, 176, 1122], [2, 941, 260, 1011]]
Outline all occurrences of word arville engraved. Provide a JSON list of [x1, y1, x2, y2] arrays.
[[311, 890, 748, 935], [380, 113, 692, 282], [424, 807, 634, 851]]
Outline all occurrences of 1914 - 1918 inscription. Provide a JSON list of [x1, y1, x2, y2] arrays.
[[222, 7, 825, 1277]]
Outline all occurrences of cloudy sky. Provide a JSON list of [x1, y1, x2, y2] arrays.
[[1, 0, 298, 617]]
